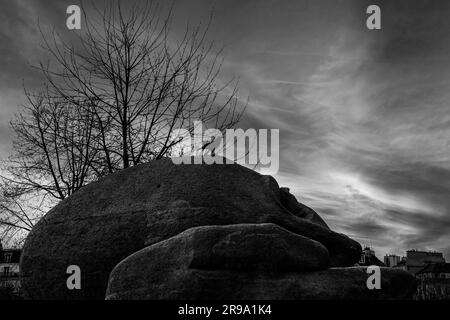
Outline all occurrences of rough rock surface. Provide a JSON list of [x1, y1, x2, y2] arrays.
[[21, 157, 367, 299], [120, 223, 329, 273], [107, 249, 416, 300]]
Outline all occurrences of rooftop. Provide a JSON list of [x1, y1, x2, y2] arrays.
[[417, 263, 450, 274], [407, 249, 443, 254]]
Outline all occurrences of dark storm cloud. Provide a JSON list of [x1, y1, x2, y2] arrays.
[[0, 0, 70, 155], [0, 1, 39, 89], [0, 0, 71, 84], [374, 0, 450, 61]]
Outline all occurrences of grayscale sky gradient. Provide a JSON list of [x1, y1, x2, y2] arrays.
[[1, 0, 450, 259]]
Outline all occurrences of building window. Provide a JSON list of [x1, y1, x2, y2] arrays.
[[4, 253, 12, 263], [3, 266, 10, 277]]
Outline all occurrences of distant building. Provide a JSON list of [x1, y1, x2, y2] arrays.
[[405, 250, 445, 275], [416, 263, 450, 280], [393, 259, 408, 272], [384, 254, 403, 267], [0, 242, 22, 293], [358, 247, 385, 266]]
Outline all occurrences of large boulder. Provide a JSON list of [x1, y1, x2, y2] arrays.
[[20, 158, 362, 300], [106, 223, 416, 300], [106, 234, 416, 299], [114, 223, 330, 274]]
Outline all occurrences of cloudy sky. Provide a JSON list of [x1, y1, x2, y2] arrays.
[[1, 0, 450, 259]]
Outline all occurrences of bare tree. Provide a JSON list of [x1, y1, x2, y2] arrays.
[[0, 1, 245, 243], [40, 0, 244, 171], [3, 89, 100, 200], [0, 89, 97, 243], [0, 181, 45, 246]]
